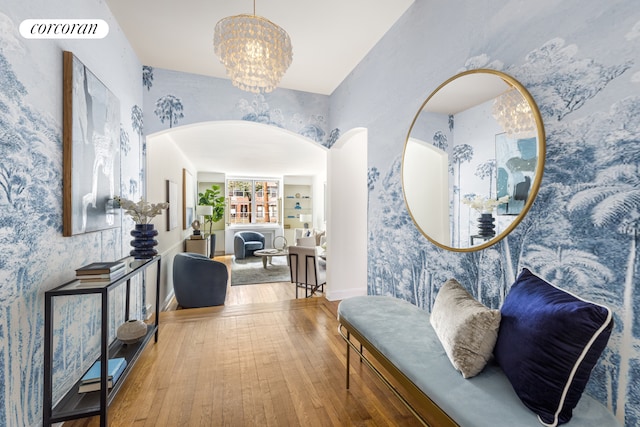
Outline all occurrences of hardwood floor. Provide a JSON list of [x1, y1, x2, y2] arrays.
[[64, 256, 421, 426], [165, 255, 309, 310]]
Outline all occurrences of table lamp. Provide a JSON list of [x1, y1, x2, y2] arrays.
[[196, 205, 213, 233], [299, 214, 312, 229]]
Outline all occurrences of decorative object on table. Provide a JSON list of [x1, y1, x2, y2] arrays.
[[78, 357, 127, 393], [213, 0, 293, 93], [75, 260, 127, 285], [294, 202, 301, 209], [166, 180, 178, 231], [190, 218, 202, 237], [76, 269, 126, 285], [76, 260, 125, 275], [117, 319, 148, 344], [477, 213, 496, 237], [115, 196, 168, 258], [129, 225, 159, 258], [462, 195, 510, 238], [198, 184, 225, 254], [273, 235, 288, 251], [62, 51, 121, 236]]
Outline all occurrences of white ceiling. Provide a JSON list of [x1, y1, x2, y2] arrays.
[[425, 72, 512, 114], [105, 0, 414, 95], [148, 121, 328, 177], [106, 0, 414, 177]]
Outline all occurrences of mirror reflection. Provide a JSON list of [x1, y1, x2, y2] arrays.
[[402, 69, 545, 252]]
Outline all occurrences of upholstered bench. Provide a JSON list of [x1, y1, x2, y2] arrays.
[[337, 270, 619, 427]]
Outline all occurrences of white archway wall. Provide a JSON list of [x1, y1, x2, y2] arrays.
[[147, 120, 328, 250], [147, 121, 329, 306], [326, 128, 368, 300], [146, 131, 197, 310]]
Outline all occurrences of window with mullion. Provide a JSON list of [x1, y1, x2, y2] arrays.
[[227, 178, 280, 224]]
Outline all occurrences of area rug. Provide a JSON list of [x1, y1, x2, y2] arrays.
[[230, 256, 291, 286]]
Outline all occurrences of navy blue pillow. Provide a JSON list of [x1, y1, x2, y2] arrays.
[[493, 268, 613, 426]]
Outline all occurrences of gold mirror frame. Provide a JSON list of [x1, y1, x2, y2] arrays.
[[402, 69, 546, 252]]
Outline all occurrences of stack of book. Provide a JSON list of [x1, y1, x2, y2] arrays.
[[78, 357, 127, 393], [75, 261, 126, 284]]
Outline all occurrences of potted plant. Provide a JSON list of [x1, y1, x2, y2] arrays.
[[198, 184, 225, 254]]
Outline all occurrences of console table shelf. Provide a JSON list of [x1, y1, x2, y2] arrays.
[[43, 255, 161, 427]]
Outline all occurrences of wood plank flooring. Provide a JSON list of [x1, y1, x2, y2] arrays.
[[64, 256, 422, 426]]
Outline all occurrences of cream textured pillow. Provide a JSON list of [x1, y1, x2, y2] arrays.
[[430, 278, 501, 378]]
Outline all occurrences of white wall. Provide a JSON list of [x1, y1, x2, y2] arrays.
[[147, 132, 196, 309], [403, 138, 450, 246], [197, 171, 226, 254], [326, 128, 368, 300]]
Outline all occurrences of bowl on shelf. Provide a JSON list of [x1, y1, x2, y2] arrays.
[[117, 319, 147, 344]]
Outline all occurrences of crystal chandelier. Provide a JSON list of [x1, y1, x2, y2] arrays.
[[213, 1, 293, 93], [492, 88, 536, 139]]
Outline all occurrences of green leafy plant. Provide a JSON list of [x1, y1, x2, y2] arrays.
[[198, 184, 225, 233]]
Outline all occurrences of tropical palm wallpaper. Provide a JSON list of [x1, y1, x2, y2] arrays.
[[141, 66, 338, 147], [0, 1, 332, 425], [0, 0, 639, 426], [334, 1, 640, 425], [0, 2, 145, 423]]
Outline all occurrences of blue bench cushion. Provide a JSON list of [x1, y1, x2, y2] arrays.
[[337, 296, 619, 427]]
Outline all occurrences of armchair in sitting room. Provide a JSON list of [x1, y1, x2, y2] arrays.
[[294, 228, 326, 247], [233, 231, 265, 259], [288, 245, 326, 298], [296, 236, 317, 247], [173, 252, 228, 308]]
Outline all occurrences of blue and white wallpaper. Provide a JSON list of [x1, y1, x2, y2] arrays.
[[0, 0, 145, 425], [1, 0, 639, 425], [331, 0, 640, 425], [142, 66, 339, 148]]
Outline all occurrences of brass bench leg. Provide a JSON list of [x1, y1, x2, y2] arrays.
[[346, 330, 350, 389]]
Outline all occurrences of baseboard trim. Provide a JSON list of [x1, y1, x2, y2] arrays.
[[325, 287, 367, 301]]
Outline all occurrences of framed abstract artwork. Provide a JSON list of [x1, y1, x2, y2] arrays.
[[167, 180, 178, 231], [182, 168, 194, 230], [495, 133, 537, 215], [62, 51, 121, 236]]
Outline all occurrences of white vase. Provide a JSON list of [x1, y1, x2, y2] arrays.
[[117, 319, 147, 344]]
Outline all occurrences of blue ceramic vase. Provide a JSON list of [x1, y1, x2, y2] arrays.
[[477, 213, 496, 237], [130, 224, 158, 258]]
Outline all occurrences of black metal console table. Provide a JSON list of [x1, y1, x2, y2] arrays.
[[43, 255, 161, 427]]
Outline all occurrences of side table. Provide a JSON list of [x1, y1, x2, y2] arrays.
[[185, 235, 211, 257]]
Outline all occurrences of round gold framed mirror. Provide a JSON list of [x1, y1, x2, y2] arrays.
[[402, 69, 545, 252]]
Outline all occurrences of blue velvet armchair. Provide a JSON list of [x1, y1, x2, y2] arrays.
[[172, 252, 228, 308], [233, 231, 265, 259]]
